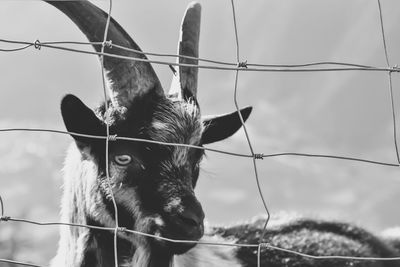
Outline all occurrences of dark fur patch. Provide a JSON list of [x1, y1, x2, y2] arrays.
[[214, 219, 399, 267], [83, 217, 135, 266]]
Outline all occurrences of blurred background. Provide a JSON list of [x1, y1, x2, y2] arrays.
[[1, 0, 400, 265]]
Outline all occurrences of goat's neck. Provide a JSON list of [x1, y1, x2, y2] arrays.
[[55, 221, 173, 267], [53, 146, 174, 267], [53, 171, 135, 266]]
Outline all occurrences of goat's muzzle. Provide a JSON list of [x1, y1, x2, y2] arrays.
[[156, 195, 205, 254], [174, 199, 205, 239]]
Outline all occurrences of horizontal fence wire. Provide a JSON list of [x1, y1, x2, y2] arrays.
[[2, 38, 400, 73], [1, 0, 400, 266], [0, 127, 398, 167], [2, 212, 400, 265]]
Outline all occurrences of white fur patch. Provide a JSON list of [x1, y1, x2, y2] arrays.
[[174, 234, 241, 267], [130, 246, 151, 267], [172, 147, 190, 168], [164, 197, 183, 213], [152, 121, 169, 130], [154, 216, 165, 227]]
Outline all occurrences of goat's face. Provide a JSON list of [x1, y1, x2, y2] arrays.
[[52, 0, 252, 256], [108, 97, 206, 254], [61, 94, 250, 254]]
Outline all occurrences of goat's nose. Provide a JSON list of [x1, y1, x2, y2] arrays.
[[178, 208, 204, 228]]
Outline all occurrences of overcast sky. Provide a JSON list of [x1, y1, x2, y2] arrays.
[[1, 0, 400, 264]]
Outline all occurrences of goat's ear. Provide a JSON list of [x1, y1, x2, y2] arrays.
[[201, 106, 252, 144], [61, 94, 105, 148]]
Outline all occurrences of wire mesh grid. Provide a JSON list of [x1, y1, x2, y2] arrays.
[[1, 0, 400, 266]]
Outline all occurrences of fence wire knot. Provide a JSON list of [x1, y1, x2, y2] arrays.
[[259, 242, 270, 248], [390, 65, 400, 72], [34, 39, 41, 50], [117, 227, 127, 232], [0, 216, 10, 222], [254, 153, 264, 160], [237, 60, 248, 68], [108, 135, 118, 142], [103, 40, 113, 48]]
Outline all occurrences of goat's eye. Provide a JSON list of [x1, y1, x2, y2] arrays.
[[114, 155, 132, 166]]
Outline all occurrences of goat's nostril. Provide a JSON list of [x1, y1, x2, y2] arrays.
[[178, 209, 204, 227]]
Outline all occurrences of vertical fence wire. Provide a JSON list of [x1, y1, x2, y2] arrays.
[[229, 1, 271, 244], [98, 0, 121, 267], [229, 2, 271, 265], [377, 0, 400, 164]]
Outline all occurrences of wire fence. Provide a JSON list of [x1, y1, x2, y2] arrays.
[[1, 0, 400, 266]]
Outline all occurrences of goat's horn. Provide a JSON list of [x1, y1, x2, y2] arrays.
[[45, 0, 164, 108], [169, 2, 201, 100]]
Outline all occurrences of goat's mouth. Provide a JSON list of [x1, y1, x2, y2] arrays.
[[149, 216, 204, 255], [150, 232, 202, 255]]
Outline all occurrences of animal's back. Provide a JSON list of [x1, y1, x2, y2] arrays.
[[211, 216, 400, 267]]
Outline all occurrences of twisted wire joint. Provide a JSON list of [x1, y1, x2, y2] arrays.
[[254, 153, 264, 160], [391, 65, 400, 72], [34, 39, 41, 50], [108, 135, 118, 141], [0, 216, 10, 222], [103, 40, 113, 48], [237, 60, 248, 68]]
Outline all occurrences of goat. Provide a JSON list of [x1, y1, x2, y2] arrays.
[[48, 1, 249, 266], [45, 1, 400, 266]]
